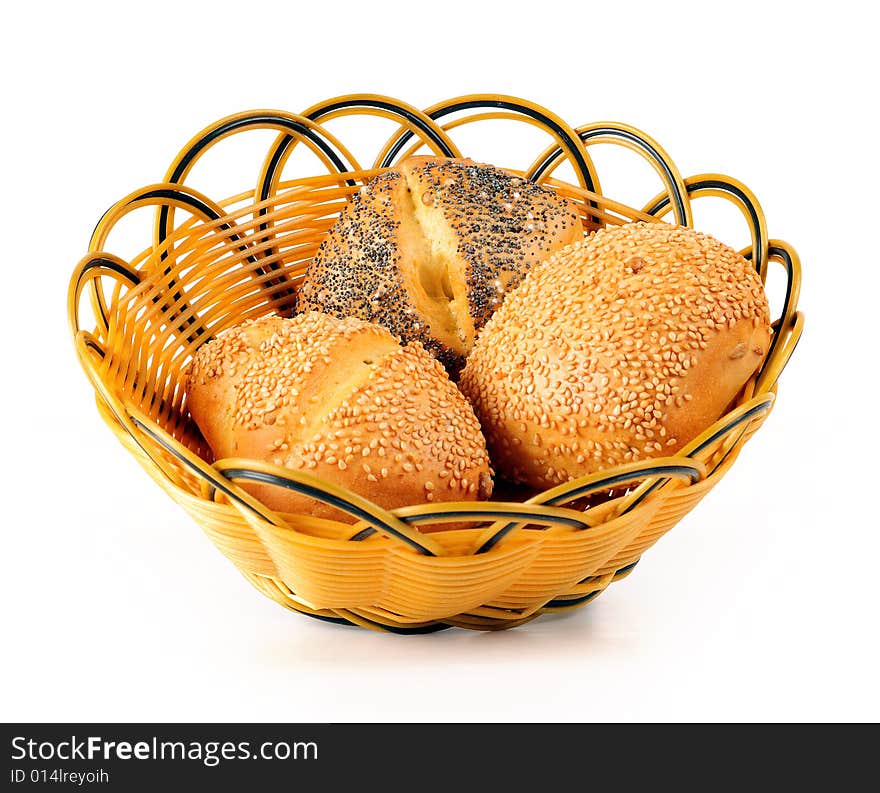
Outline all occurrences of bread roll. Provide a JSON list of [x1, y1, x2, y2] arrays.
[[187, 312, 493, 518], [296, 156, 582, 372], [459, 222, 773, 489]]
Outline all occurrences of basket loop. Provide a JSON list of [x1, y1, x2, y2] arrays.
[[344, 500, 594, 544], [88, 183, 261, 343], [380, 110, 526, 165], [542, 563, 631, 611], [681, 391, 775, 466], [643, 178, 801, 393], [71, 332, 286, 531], [129, 412, 292, 526], [213, 459, 445, 557], [761, 240, 802, 375], [756, 310, 803, 394], [71, 331, 178, 485], [301, 93, 461, 164], [645, 173, 770, 279], [376, 94, 601, 196], [157, 109, 361, 261], [527, 122, 693, 228], [68, 251, 140, 340], [471, 457, 707, 555], [613, 393, 776, 516]]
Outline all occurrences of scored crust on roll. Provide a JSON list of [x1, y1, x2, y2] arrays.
[[459, 222, 773, 489], [186, 312, 493, 519], [295, 157, 582, 372]]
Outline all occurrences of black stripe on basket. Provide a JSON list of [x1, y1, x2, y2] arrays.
[[543, 590, 602, 609], [542, 560, 640, 611], [78, 255, 142, 287], [76, 256, 141, 332], [83, 337, 106, 358], [613, 560, 640, 579], [251, 108, 371, 306], [474, 463, 703, 555], [253, 137, 306, 308], [132, 420, 446, 570], [361, 619, 452, 635], [765, 244, 796, 367], [379, 98, 599, 196], [293, 611, 354, 627], [646, 177, 765, 276], [347, 508, 591, 543], [289, 607, 451, 634], [86, 407, 275, 544], [130, 419, 277, 525], [219, 468, 436, 556], [306, 97, 457, 157], [544, 464, 703, 507], [378, 622, 451, 635], [620, 400, 774, 515], [687, 400, 773, 461], [159, 112, 356, 306], [336, 606, 454, 633], [683, 400, 774, 483], [530, 126, 689, 226], [165, 112, 354, 214], [144, 187, 255, 263], [577, 560, 641, 586], [132, 186, 259, 344]]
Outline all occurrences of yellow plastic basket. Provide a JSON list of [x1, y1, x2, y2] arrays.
[[67, 94, 803, 632]]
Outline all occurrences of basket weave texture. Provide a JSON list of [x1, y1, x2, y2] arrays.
[[68, 95, 803, 632]]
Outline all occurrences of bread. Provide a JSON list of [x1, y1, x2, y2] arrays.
[[295, 156, 582, 372], [186, 312, 493, 518], [459, 222, 773, 489]]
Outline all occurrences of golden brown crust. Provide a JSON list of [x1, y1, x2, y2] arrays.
[[187, 312, 493, 519], [459, 222, 773, 489], [296, 157, 582, 372]]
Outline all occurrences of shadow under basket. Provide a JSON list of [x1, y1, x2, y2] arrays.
[[67, 94, 804, 632]]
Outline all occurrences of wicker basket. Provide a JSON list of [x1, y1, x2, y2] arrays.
[[67, 94, 803, 632]]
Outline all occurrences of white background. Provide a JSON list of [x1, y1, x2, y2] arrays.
[[2, 0, 876, 723]]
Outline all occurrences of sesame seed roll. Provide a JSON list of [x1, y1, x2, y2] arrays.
[[459, 222, 773, 489], [295, 157, 582, 373], [187, 312, 493, 519]]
